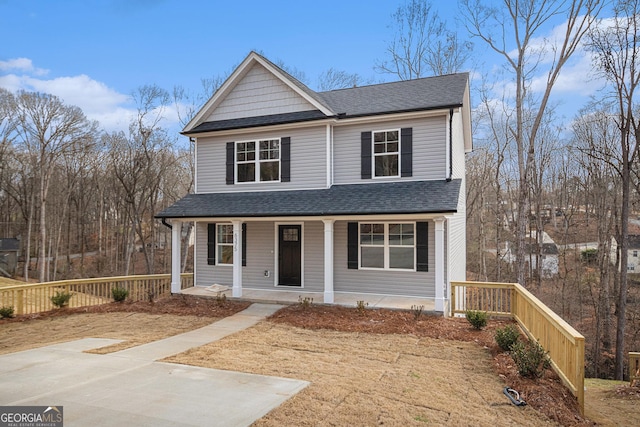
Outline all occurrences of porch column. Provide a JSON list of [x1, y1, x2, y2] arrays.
[[171, 220, 181, 294], [434, 217, 446, 312], [323, 219, 335, 303], [232, 220, 243, 297]]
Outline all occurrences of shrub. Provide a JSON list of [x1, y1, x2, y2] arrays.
[[51, 291, 73, 308], [411, 304, 424, 320], [495, 324, 520, 351], [298, 295, 313, 309], [0, 306, 15, 319], [356, 300, 368, 315], [581, 248, 598, 264], [465, 310, 488, 330], [510, 338, 551, 378], [216, 292, 227, 306], [111, 287, 129, 302]]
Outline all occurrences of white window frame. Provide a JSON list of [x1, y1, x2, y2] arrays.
[[372, 129, 400, 178], [216, 223, 234, 266], [235, 138, 281, 183], [359, 222, 416, 271]]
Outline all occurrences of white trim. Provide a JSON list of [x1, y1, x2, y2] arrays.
[[434, 217, 446, 312], [235, 138, 281, 184], [171, 220, 181, 293], [323, 219, 335, 303], [183, 109, 451, 139], [326, 124, 332, 188], [215, 223, 234, 266], [274, 222, 305, 288], [232, 220, 243, 297], [371, 128, 401, 179], [358, 222, 416, 271]]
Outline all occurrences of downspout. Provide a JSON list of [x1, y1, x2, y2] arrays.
[[447, 108, 453, 182], [161, 217, 172, 230]]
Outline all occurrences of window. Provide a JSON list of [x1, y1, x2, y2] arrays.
[[373, 130, 399, 177], [217, 224, 234, 265], [634, 250, 638, 257], [359, 223, 415, 270], [236, 139, 280, 182]]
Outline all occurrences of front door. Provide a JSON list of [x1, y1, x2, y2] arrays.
[[278, 225, 302, 286]]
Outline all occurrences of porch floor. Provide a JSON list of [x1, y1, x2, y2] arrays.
[[181, 286, 437, 312]]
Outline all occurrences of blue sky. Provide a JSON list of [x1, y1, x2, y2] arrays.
[[0, 0, 608, 135]]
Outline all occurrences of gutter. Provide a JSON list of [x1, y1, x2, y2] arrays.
[[161, 217, 172, 230]]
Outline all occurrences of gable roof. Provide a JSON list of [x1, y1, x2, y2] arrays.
[[156, 179, 461, 219], [184, 51, 470, 135]]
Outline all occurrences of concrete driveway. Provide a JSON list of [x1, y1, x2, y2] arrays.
[[0, 304, 309, 426]]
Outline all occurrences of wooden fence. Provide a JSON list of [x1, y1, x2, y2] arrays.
[[0, 273, 194, 315], [451, 281, 585, 414]]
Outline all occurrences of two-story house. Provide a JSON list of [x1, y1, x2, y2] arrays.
[[157, 52, 472, 313]]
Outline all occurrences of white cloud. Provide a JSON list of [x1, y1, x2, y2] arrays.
[[0, 57, 48, 76], [0, 58, 181, 134]]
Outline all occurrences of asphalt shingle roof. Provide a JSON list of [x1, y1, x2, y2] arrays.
[[185, 72, 469, 134], [156, 179, 461, 219]]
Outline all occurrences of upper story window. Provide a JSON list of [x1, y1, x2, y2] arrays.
[[236, 139, 280, 183], [373, 130, 399, 177]]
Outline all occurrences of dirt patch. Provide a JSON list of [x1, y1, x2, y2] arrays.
[[583, 379, 640, 427], [0, 295, 250, 354]]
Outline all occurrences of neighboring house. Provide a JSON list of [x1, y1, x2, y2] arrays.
[[157, 52, 472, 313], [626, 235, 640, 272], [0, 238, 19, 277], [504, 231, 559, 278]]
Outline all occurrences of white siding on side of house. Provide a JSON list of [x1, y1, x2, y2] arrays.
[[208, 63, 317, 121], [196, 126, 327, 193], [333, 220, 435, 297], [332, 116, 447, 185]]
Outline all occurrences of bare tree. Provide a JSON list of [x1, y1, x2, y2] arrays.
[[11, 91, 98, 282], [376, 0, 473, 79], [317, 68, 372, 91], [461, 0, 604, 286], [572, 108, 619, 378], [586, 0, 640, 379]]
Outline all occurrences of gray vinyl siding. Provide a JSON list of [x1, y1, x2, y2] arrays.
[[242, 221, 276, 289], [194, 222, 232, 287], [194, 220, 326, 292], [196, 126, 327, 193], [333, 220, 435, 297], [301, 221, 325, 292], [333, 116, 447, 185], [208, 63, 315, 121]]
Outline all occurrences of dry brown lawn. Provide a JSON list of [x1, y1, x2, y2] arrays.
[[165, 321, 559, 426]]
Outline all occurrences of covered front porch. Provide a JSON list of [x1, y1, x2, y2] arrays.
[[181, 286, 436, 311]]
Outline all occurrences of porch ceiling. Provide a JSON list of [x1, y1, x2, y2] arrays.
[[156, 179, 460, 219]]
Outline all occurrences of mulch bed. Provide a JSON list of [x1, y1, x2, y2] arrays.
[[1, 294, 251, 323]]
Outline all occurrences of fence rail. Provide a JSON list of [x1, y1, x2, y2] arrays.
[[451, 280, 585, 414], [0, 273, 194, 315]]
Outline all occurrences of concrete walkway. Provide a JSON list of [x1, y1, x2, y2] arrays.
[[0, 303, 309, 427]]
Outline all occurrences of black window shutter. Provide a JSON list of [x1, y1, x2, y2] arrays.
[[416, 222, 428, 272], [207, 223, 216, 265], [347, 222, 359, 269], [226, 142, 234, 185], [242, 223, 247, 267], [281, 137, 291, 182], [361, 132, 372, 179], [401, 127, 413, 177]]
